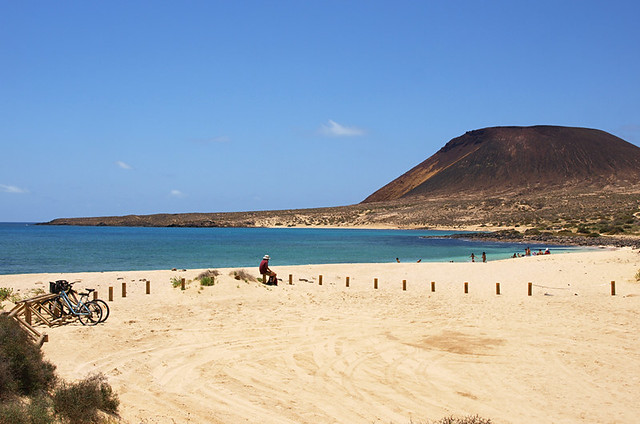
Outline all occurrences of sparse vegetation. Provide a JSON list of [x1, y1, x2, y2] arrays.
[[197, 270, 219, 287], [53, 373, 119, 424], [635, 269, 640, 282], [0, 315, 119, 423], [170, 277, 185, 289], [230, 269, 256, 282], [0, 288, 13, 302], [428, 416, 493, 424], [197, 270, 219, 279], [200, 276, 214, 286]]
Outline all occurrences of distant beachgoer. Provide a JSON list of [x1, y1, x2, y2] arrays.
[[259, 254, 277, 285], [544, 248, 550, 255], [482, 252, 486, 263], [470, 253, 475, 262], [417, 259, 421, 263], [396, 258, 400, 263], [512, 253, 517, 258]]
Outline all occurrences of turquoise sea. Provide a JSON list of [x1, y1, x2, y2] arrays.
[[0, 223, 586, 275]]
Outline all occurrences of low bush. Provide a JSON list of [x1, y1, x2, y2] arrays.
[[197, 270, 219, 280], [230, 269, 256, 282], [0, 288, 12, 302], [0, 316, 119, 424], [53, 373, 119, 424], [170, 277, 184, 289], [0, 316, 56, 398], [200, 276, 214, 286], [197, 270, 219, 286], [0, 396, 54, 424]]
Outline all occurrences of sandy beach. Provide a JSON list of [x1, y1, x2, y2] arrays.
[[2, 248, 640, 423]]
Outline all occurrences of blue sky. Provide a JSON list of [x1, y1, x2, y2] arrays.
[[1, 1, 639, 222]]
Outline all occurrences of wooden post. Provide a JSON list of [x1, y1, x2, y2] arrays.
[[319, 275, 323, 286], [374, 278, 378, 289], [496, 283, 501, 295], [25, 306, 32, 325], [431, 281, 435, 292], [402, 280, 407, 291], [108, 287, 114, 302], [181, 278, 185, 291], [464, 282, 469, 294], [93, 291, 98, 301], [146, 281, 151, 294], [346, 277, 350, 287], [611, 281, 616, 296], [528, 282, 532, 296], [289, 274, 293, 285], [122, 282, 127, 298]]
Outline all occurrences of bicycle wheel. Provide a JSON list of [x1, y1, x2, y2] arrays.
[[93, 299, 110, 323], [77, 302, 102, 326], [47, 298, 70, 319], [79, 295, 110, 323]]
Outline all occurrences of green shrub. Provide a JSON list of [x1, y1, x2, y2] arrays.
[[0, 288, 12, 302], [170, 277, 184, 289], [53, 373, 119, 424], [0, 315, 56, 398], [0, 316, 119, 424], [197, 270, 219, 286], [0, 400, 30, 424], [200, 276, 214, 286]]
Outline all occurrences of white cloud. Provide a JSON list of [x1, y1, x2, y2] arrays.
[[0, 184, 28, 194], [170, 189, 186, 198], [116, 161, 133, 170], [319, 120, 365, 137]]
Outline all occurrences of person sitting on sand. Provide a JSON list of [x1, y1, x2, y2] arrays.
[[470, 253, 475, 262], [482, 252, 486, 263], [259, 254, 277, 285]]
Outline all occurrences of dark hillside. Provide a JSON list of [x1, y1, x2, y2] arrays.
[[363, 126, 640, 202]]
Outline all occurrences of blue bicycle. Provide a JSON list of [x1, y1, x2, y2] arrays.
[[48, 280, 102, 326]]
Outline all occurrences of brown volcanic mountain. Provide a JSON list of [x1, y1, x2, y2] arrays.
[[363, 126, 640, 202]]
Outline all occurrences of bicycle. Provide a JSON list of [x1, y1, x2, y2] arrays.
[[48, 280, 102, 326], [76, 288, 110, 323]]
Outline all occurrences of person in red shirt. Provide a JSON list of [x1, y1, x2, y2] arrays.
[[259, 254, 277, 285]]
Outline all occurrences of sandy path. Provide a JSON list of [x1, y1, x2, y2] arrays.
[[1, 249, 639, 423]]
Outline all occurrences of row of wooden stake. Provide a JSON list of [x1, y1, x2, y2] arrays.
[[287, 274, 619, 296], [104, 277, 619, 299], [104, 280, 152, 301]]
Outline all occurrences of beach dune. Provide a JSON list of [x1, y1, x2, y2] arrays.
[[2, 249, 639, 423]]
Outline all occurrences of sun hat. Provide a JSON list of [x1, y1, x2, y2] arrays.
[[263, 255, 270, 260]]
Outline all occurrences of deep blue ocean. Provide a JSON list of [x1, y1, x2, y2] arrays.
[[0, 223, 585, 275]]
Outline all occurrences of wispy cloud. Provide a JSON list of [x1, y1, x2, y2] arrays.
[[0, 184, 28, 194], [170, 189, 186, 198], [319, 120, 365, 137], [116, 161, 133, 170]]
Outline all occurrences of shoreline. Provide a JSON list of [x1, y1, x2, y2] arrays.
[[2, 249, 639, 423]]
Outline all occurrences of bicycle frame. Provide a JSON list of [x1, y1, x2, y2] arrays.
[[58, 289, 91, 317]]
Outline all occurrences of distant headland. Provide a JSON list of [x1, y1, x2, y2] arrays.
[[42, 126, 640, 246]]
